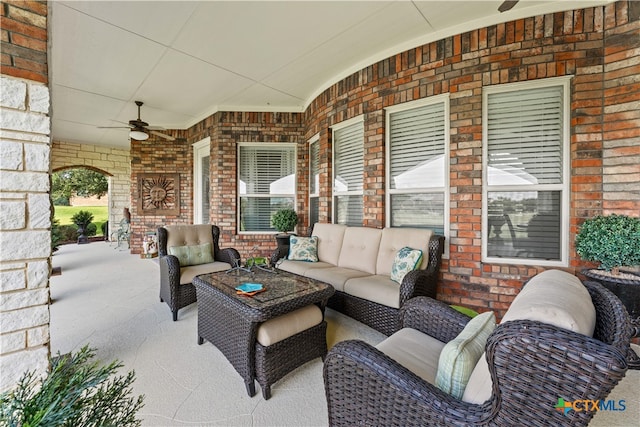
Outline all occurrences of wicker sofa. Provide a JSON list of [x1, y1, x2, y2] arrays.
[[276, 223, 445, 336], [324, 270, 632, 427]]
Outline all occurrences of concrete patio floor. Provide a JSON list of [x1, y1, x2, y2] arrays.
[[49, 241, 638, 426]]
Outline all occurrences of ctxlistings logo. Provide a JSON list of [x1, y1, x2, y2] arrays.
[[555, 397, 626, 415]]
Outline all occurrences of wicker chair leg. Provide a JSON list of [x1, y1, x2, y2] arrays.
[[172, 310, 178, 321]]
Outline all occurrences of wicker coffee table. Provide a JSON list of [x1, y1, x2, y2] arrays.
[[193, 268, 334, 398]]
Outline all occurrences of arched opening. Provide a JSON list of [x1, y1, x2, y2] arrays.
[[52, 166, 113, 245]]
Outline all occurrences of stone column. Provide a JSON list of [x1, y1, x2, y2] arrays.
[[0, 76, 52, 392]]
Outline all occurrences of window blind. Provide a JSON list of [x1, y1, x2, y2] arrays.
[[310, 140, 320, 196], [238, 144, 295, 232], [334, 122, 364, 193], [389, 103, 445, 189], [487, 86, 563, 186]]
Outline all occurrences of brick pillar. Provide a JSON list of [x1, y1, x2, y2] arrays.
[[0, 0, 51, 392]]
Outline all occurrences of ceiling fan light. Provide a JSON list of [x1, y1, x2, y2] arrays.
[[129, 129, 149, 140]]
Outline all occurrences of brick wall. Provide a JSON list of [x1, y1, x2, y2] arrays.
[[0, 0, 50, 392], [0, 0, 47, 83], [133, 1, 639, 318], [51, 141, 131, 234]]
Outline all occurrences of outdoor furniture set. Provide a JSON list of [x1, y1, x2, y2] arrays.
[[157, 224, 632, 420]]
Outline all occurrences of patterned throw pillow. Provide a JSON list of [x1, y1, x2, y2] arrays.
[[288, 236, 319, 262], [390, 247, 423, 283], [435, 311, 496, 399], [168, 242, 214, 267]]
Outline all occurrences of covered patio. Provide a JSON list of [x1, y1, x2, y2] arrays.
[[49, 241, 638, 426]]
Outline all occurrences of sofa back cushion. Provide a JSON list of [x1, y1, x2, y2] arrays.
[[462, 269, 596, 404], [337, 227, 382, 275], [165, 225, 214, 249], [312, 223, 347, 265], [376, 227, 434, 276]]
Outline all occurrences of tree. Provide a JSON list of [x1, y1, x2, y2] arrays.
[[52, 169, 108, 205]]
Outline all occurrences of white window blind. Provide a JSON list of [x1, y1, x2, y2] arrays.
[[484, 79, 569, 265], [333, 120, 364, 226], [386, 100, 447, 234], [389, 103, 445, 189], [309, 138, 320, 225], [238, 144, 295, 233], [487, 86, 563, 186]]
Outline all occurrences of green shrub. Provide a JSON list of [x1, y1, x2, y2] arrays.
[[86, 223, 97, 237], [0, 346, 144, 426], [58, 224, 79, 242], [576, 214, 640, 272], [271, 208, 298, 233], [51, 218, 62, 252]]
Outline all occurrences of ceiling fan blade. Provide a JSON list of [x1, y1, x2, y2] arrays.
[[150, 130, 175, 141], [97, 126, 133, 129], [498, 0, 518, 12], [146, 126, 167, 131]]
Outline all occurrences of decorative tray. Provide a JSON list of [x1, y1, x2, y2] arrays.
[[235, 283, 265, 296]]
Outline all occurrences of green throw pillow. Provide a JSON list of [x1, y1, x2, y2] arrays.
[[435, 311, 496, 399], [288, 236, 318, 262], [168, 243, 214, 267], [390, 247, 423, 283]]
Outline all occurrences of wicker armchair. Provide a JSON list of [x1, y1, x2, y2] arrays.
[[324, 280, 632, 427], [157, 225, 240, 321]]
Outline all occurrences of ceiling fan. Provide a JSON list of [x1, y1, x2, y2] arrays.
[[498, 0, 519, 13], [98, 101, 175, 141]]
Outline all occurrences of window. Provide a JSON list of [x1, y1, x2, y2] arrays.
[[193, 137, 210, 224], [238, 143, 296, 233], [483, 77, 571, 265], [332, 117, 364, 226], [386, 95, 449, 238], [309, 135, 320, 226]]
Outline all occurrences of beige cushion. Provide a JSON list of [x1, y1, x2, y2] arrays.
[[256, 305, 323, 346], [312, 223, 347, 265], [435, 311, 496, 399], [305, 266, 370, 292], [337, 227, 382, 275], [376, 328, 445, 384], [462, 270, 596, 404], [344, 275, 400, 308], [165, 224, 214, 248], [500, 269, 596, 335], [376, 227, 433, 275], [179, 262, 230, 284], [277, 260, 334, 276]]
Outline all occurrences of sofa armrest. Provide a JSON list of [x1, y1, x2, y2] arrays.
[[400, 296, 470, 343], [483, 319, 628, 426], [324, 340, 488, 427], [159, 254, 182, 303], [215, 247, 240, 266], [398, 234, 445, 306]]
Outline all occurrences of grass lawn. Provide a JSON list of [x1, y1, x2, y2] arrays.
[[54, 206, 108, 237]]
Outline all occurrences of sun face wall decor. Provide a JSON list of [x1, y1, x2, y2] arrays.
[[137, 173, 180, 215]]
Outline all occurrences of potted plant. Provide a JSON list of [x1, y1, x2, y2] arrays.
[[72, 210, 94, 244], [271, 208, 299, 259], [576, 213, 640, 340], [0, 346, 144, 426]]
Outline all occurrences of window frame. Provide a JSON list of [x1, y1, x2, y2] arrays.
[[192, 137, 211, 225], [481, 76, 572, 266], [237, 142, 297, 235], [384, 95, 450, 256], [331, 115, 364, 226]]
